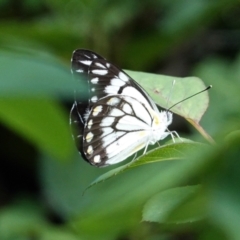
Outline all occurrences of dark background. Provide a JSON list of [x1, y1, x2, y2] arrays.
[[0, 1, 240, 239]]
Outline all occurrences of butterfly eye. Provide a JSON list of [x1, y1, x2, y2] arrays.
[[166, 112, 173, 123]]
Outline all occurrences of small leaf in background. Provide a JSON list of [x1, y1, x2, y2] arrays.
[[127, 71, 209, 122], [193, 54, 240, 136], [127, 70, 212, 142], [0, 198, 45, 239], [142, 185, 205, 223], [0, 198, 79, 240], [206, 133, 240, 240]]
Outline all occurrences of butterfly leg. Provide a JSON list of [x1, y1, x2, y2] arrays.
[[131, 152, 138, 162], [172, 130, 181, 139], [143, 141, 150, 155], [130, 140, 150, 164], [169, 131, 176, 143], [168, 129, 182, 142]]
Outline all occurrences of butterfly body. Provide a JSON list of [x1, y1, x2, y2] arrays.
[[70, 49, 173, 167]]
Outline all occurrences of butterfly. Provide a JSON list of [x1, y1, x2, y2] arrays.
[[70, 49, 177, 167]]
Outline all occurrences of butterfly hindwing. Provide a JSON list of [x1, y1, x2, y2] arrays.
[[82, 95, 154, 167]]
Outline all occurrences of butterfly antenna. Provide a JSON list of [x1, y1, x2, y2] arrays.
[[167, 85, 212, 112], [166, 80, 176, 109]]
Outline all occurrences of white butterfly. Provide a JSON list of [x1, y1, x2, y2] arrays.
[[70, 49, 177, 167]]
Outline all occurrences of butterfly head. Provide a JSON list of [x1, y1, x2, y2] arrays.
[[158, 110, 173, 127], [148, 110, 173, 145], [152, 110, 172, 127]]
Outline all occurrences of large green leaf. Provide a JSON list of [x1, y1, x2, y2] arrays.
[[39, 139, 212, 238], [0, 50, 72, 99], [85, 140, 201, 191], [0, 50, 75, 160], [39, 152, 192, 239], [0, 98, 73, 160], [142, 185, 205, 224]]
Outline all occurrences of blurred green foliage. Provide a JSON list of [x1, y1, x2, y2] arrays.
[[1, 0, 240, 239]]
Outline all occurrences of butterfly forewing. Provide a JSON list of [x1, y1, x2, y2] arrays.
[[88, 59, 159, 112], [71, 49, 105, 75], [71, 49, 105, 107], [72, 49, 158, 110]]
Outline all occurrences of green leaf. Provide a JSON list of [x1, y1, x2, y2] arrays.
[[0, 198, 45, 239], [127, 71, 209, 122], [193, 56, 240, 138], [0, 49, 81, 160], [39, 137, 212, 238], [0, 50, 72, 99], [127, 70, 213, 142], [142, 185, 205, 223], [0, 197, 79, 240], [40, 152, 199, 239], [85, 140, 201, 191], [206, 133, 240, 240], [40, 229, 80, 240], [0, 97, 73, 160]]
